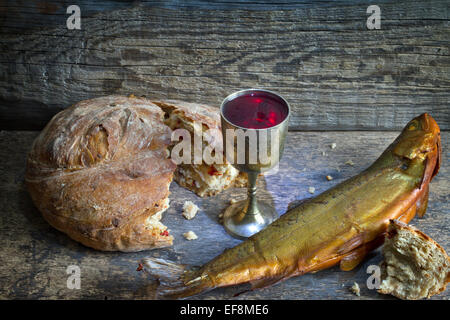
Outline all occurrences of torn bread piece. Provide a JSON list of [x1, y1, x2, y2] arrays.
[[183, 231, 198, 240], [350, 282, 360, 297], [182, 201, 199, 220], [153, 100, 246, 197], [145, 198, 171, 237], [378, 220, 450, 300]]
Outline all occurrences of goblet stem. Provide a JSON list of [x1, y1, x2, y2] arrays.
[[246, 172, 259, 216], [222, 171, 277, 239]]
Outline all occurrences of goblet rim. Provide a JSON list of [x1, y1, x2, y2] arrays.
[[220, 88, 291, 131]]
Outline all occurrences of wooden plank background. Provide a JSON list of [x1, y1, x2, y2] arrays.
[[0, 0, 449, 130]]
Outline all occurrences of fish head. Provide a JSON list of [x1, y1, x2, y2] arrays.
[[393, 113, 441, 180]]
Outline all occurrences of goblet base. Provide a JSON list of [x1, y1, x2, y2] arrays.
[[223, 200, 279, 239]]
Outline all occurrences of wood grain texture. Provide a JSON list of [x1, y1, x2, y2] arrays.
[[0, 1, 449, 130], [0, 130, 448, 299]]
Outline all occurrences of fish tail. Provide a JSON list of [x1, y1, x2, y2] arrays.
[[140, 258, 211, 299]]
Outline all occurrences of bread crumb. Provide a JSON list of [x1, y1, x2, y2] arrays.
[[345, 160, 355, 166], [330, 143, 336, 149], [183, 231, 198, 240], [326, 175, 333, 181], [350, 282, 360, 296], [308, 187, 315, 194], [182, 201, 199, 220]]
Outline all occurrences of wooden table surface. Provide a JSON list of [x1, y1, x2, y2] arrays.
[[0, 129, 448, 300]]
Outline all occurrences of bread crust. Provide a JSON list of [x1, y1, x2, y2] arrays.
[[25, 95, 176, 251], [378, 220, 450, 299], [387, 220, 449, 259], [152, 99, 220, 131]]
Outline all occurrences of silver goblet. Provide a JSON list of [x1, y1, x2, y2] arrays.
[[220, 89, 290, 239]]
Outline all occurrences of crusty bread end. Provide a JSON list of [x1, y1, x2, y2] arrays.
[[378, 220, 450, 299]]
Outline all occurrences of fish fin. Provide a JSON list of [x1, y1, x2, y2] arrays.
[[340, 247, 367, 271], [420, 141, 439, 191], [336, 232, 367, 270], [337, 232, 365, 255], [340, 236, 385, 271], [416, 184, 429, 218], [432, 134, 441, 179], [397, 203, 417, 223], [140, 258, 210, 299], [233, 274, 287, 297], [250, 274, 287, 290]]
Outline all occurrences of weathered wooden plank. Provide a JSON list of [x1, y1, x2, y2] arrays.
[[0, 0, 425, 33], [0, 130, 448, 299], [0, 2, 449, 130]]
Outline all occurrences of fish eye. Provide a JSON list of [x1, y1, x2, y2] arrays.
[[408, 120, 419, 131]]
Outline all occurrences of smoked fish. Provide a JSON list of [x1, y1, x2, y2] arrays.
[[140, 113, 441, 298]]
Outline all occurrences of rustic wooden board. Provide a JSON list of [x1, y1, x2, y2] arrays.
[[0, 1, 449, 130], [0, 130, 448, 300]]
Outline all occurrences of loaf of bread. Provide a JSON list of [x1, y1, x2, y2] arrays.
[[25, 95, 245, 251], [378, 220, 450, 299], [25, 96, 176, 251]]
